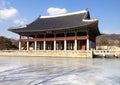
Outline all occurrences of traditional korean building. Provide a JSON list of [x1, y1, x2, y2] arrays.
[[9, 9, 100, 51]]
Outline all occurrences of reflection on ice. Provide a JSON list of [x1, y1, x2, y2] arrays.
[[0, 57, 120, 85]]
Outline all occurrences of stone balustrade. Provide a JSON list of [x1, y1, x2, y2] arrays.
[[93, 50, 120, 55], [0, 50, 92, 58], [0, 50, 120, 58]]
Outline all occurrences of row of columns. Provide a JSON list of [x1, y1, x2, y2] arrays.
[[19, 39, 90, 51]]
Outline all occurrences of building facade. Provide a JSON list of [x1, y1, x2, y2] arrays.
[[9, 9, 100, 51]]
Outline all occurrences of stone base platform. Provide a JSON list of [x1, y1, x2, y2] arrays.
[[0, 50, 92, 58]]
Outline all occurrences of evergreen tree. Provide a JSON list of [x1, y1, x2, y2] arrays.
[[0, 36, 18, 50]]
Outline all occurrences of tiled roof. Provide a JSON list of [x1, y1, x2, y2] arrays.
[[9, 9, 100, 36]]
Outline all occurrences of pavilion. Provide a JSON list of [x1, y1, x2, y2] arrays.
[[9, 9, 100, 51]]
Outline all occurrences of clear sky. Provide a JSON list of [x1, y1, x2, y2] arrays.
[[0, 0, 120, 39]]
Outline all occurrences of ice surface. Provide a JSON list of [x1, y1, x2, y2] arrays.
[[0, 57, 120, 85]]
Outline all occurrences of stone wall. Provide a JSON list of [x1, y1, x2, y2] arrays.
[[0, 50, 92, 58]]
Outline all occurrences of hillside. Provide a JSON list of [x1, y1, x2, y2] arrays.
[[0, 36, 18, 50], [96, 34, 120, 46]]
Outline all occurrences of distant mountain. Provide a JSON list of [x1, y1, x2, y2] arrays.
[[96, 34, 120, 46]]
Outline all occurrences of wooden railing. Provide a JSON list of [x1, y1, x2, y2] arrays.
[[19, 36, 88, 42]]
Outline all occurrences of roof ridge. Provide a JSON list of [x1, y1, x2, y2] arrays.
[[83, 18, 98, 22], [40, 9, 88, 19]]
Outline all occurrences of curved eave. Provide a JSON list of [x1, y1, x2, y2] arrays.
[[83, 19, 100, 36], [8, 26, 27, 34], [86, 20, 100, 36]]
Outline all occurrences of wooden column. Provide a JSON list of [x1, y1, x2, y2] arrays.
[[64, 32, 67, 50], [86, 39, 89, 50], [86, 30, 89, 50], [54, 33, 56, 51], [43, 33, 46, 51], [35, 41, 37, 51], [54, 40, 56, 51], [74, 32, 77, 50], [27, 35, 29, 51], [43, 41, 46, 51], [74, 40, 77, 50], [34, 34, 37, 51], [19, 35, 21, 51], [19, 41, 21, 51], [64, 40, 67, 50], [27, 41, 29, 51]]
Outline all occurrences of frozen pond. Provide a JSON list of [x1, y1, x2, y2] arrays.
[[0, 56, 120, 85]]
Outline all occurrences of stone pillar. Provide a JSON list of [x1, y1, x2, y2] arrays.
[[64, 40, 67, 50], [35, 41, 37, 51], [54, 40, 56, 51], [74, 39, 77, 50], [27, 41, 29, 51], [43, 41, 46, 51], [19, 41, 21, 51], [86, 39, 89, 50]]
